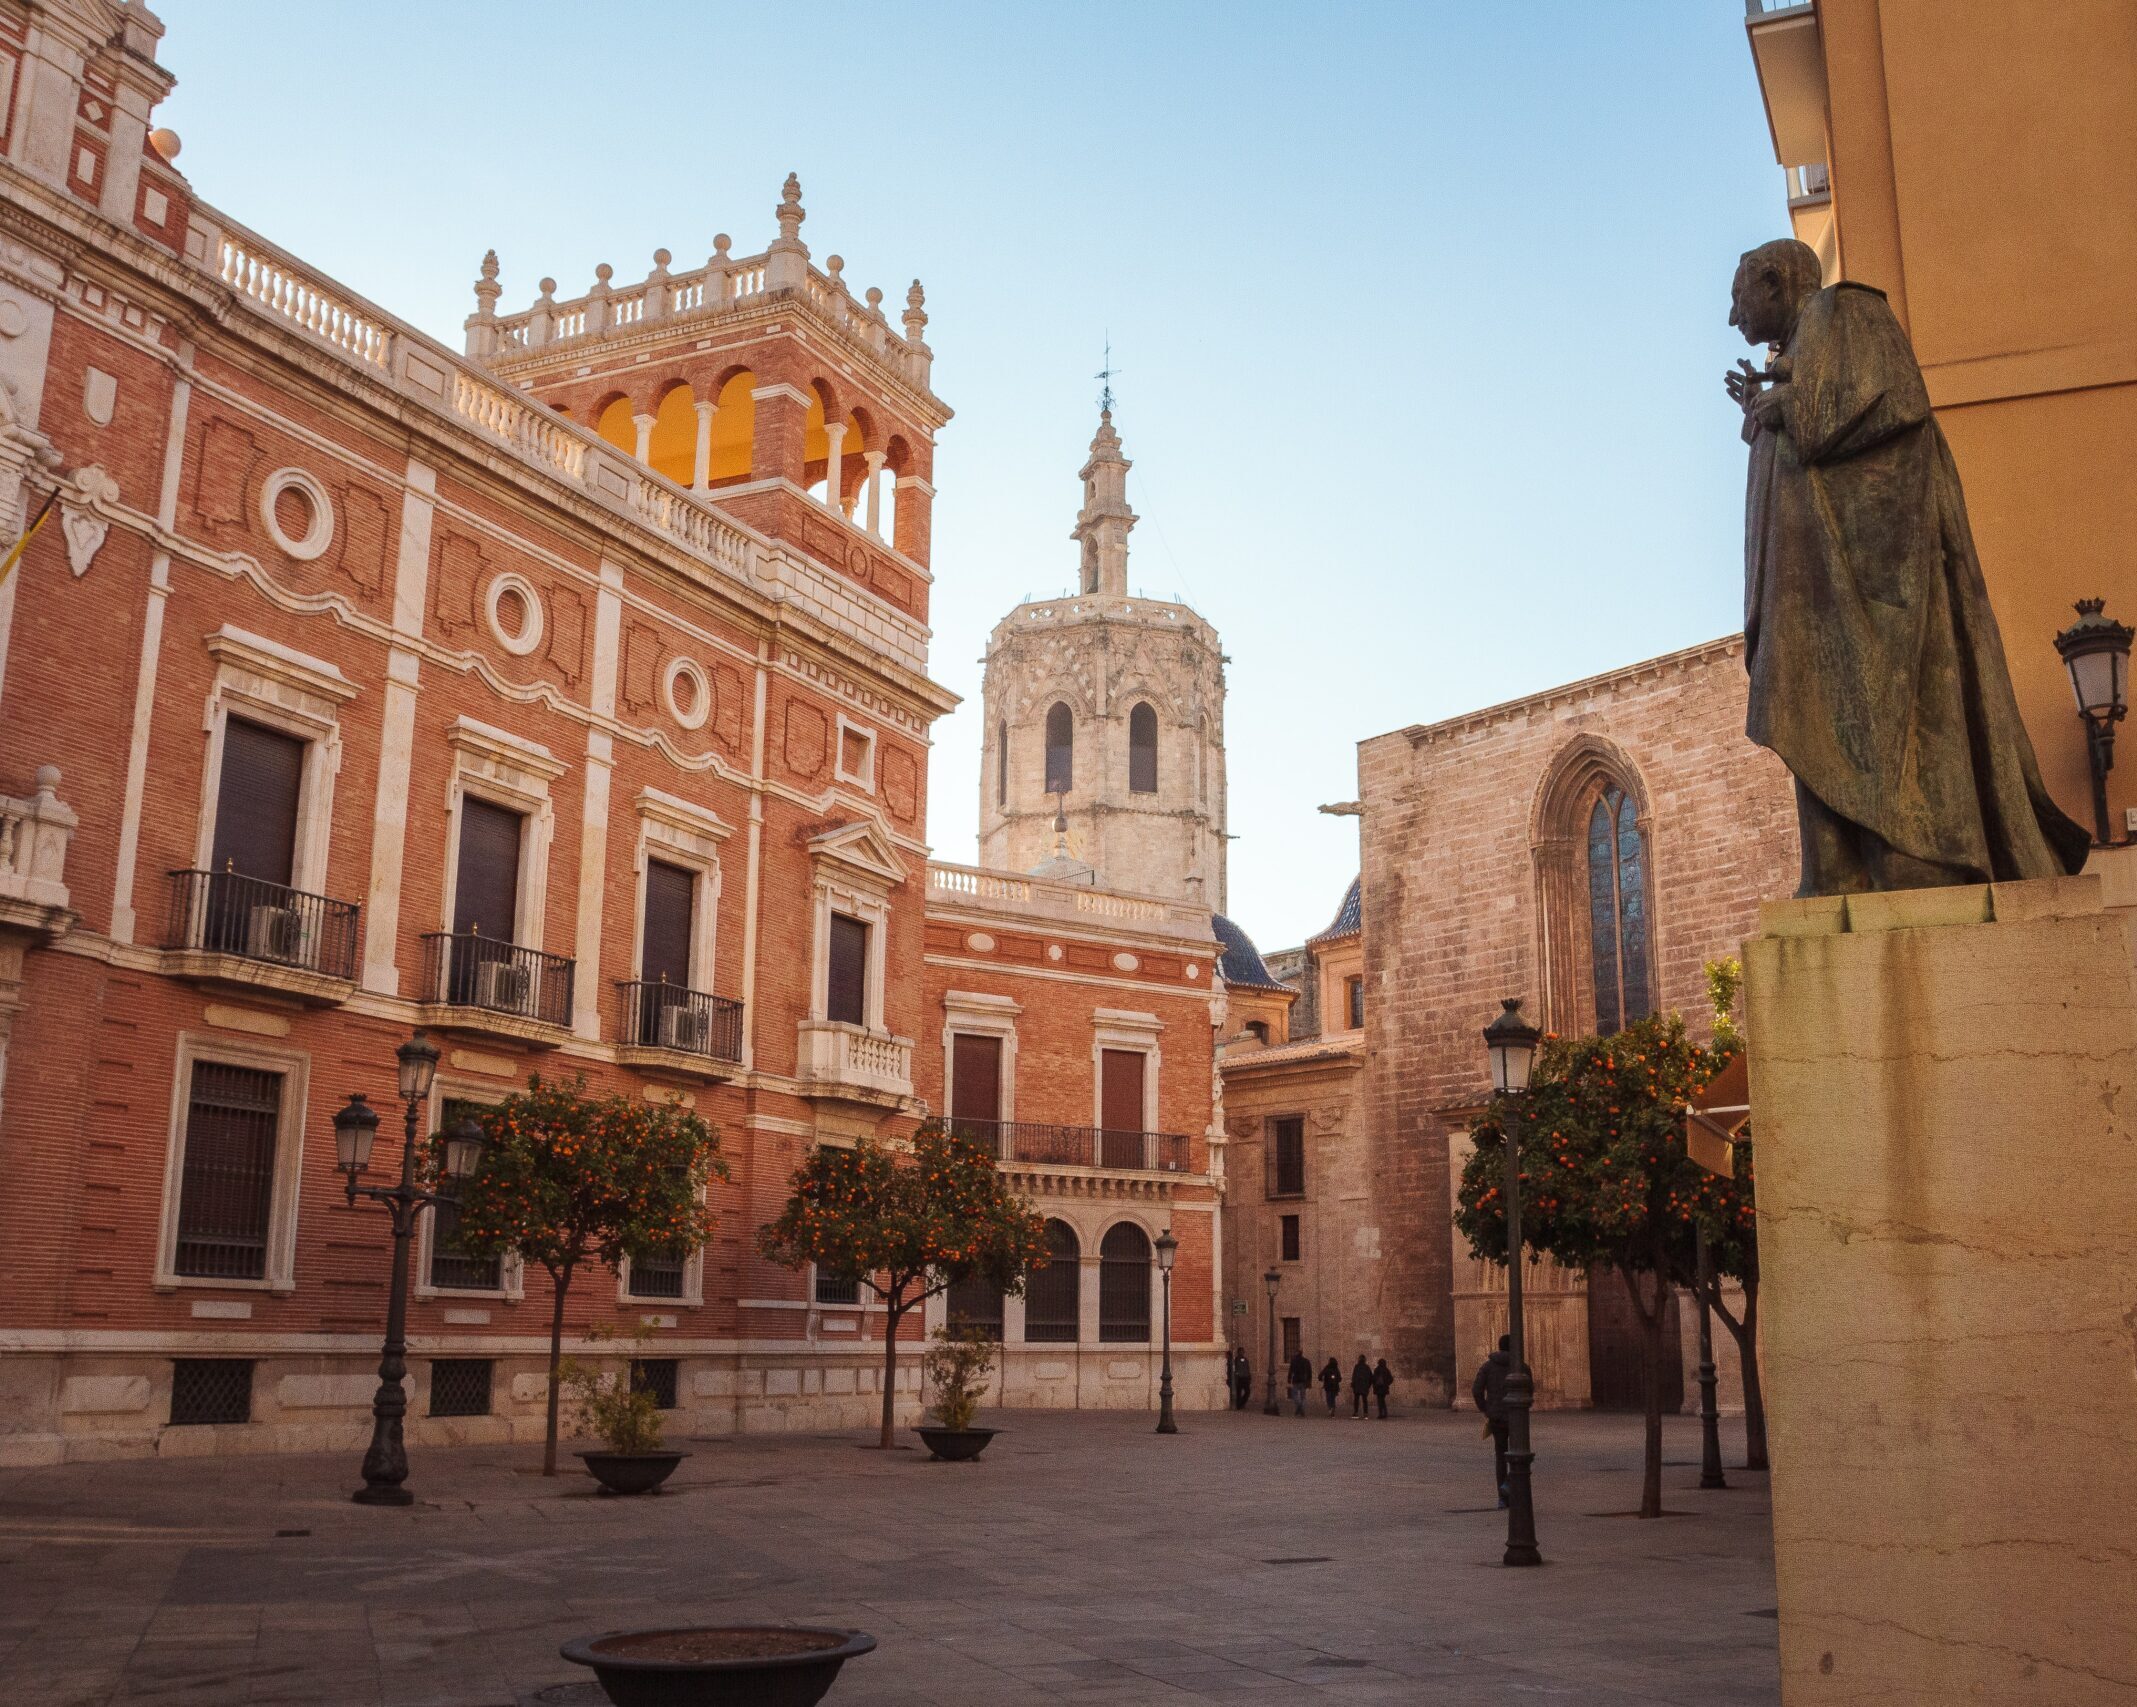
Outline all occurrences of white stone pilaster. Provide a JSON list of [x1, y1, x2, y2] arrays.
[[571, 562, 623, 1038], [691, 401, 715, 490], [360, 458, 436, 995], [632, 411, 655, 466]]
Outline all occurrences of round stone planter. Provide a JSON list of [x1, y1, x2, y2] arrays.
[[577, 1450, 689, 1496], [560, 1625, 876, 1707], [914, 1425, 997, 1462]]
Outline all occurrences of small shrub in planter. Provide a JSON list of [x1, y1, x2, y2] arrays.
[[566, 1325, 688, 1495], [915, 1324, 998, 1461]]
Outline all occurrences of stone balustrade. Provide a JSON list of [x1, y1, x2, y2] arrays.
[[0, 765, 77, 936], [926, 861, 1213, 943], [795, 1019, 915, 1104], [184, 206, 928, 675]]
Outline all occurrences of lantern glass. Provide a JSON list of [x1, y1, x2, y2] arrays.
[[333, 1094, 379, 1177], [1483, 998, 1542, 1095], [1155, 1229, 1177, 1274], [441, 1116, 485, 1181], [396, 1030, 440, 1103], [1263, 1266, 1280, 1301], [2068, 645, 2122, 719]]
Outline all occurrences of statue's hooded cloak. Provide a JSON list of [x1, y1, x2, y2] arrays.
[[1744, 281, 2090, 880]]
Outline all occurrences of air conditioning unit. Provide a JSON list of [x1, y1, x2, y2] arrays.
[[474, 958, 535, 1016], [246, 905, 307, 966], [658, 1002, 712, 1053]]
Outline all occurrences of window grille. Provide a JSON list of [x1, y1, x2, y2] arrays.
[[429, 1100, 502, 1290], [1023, 1221, 1080, 1343], [1587, 786, 1652, 1037], [629, 1254, 687, 1300], [174, 1062, 283, 1280], [814, 1267, 861, 1306], [170, 1359, 253, 1425], [1267, 1116, 1306, 1199], [1281, 1214, 1301, 1263], [629, 1357, 679, 1411], [1098, 1223, 1152, 1343], [946, 1270, 1004, 1338], [428, 1358, 493, 1418]]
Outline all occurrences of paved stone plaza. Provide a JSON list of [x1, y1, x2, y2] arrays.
[[0, 1407, 1779, 1707]]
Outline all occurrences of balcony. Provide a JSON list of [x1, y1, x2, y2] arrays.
[[795, 1019, 914, 1107], [418, 931, 574, 1046], [616, 979, 744, 1081], [950, 1119, 1191, 1177], [164, 869, 359, 1004], [0, 767, 76, 940]]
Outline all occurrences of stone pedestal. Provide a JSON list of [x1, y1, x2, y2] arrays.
[[1744, 875, 2137, 1705]]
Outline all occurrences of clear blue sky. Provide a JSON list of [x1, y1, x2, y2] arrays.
[[159, 2, 1784, 951]]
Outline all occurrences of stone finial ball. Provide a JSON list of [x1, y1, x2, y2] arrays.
[[148, 128, 180, 161], [539, 277, 557, 296], [34, 763, 61, 792], [595, 262, 613, 282], [827, 254, 844, 274], [713, 234, 731, 257], [653, 248, 671, 267]]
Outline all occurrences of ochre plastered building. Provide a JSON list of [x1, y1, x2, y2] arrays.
[[0, 0, 1223, 1463], [1746, 0, 2137, 836]]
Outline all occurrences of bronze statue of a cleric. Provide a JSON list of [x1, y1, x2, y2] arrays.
[[1726, 238, 2090, 897]]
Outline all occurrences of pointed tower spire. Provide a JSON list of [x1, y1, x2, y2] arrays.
[[1070, 388, 1138, 597]]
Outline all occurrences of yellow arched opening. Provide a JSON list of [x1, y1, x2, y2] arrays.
[[803, 387, 865, 509], [707, 371, 755, 485], [648, 384, 697, 486], [595, 396, 638, 457]]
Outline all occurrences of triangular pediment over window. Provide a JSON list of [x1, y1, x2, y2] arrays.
[[807, 819, 908, 886]]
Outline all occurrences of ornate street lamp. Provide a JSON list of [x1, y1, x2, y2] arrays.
[[1481, 998, 1543, 1568], [1261, 1267, 1282, 1416], [339, 1030, 485, 1507], [2054, 598, 2134, 845], [1154, 1229, 1178, 1435]]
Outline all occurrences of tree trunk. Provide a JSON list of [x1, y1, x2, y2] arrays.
[[1734, 1279, 1768, 1470], [877, 1300, 903, 1449], [543, 1262, 572, 1477], [1622, 1265, 1666, 1519]]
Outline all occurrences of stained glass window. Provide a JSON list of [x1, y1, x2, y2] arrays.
[[1587, 786, 1652, 1036]]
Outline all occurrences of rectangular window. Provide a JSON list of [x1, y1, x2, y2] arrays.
[[950, 1032, 1002, 1140], [826, 912, 868, 1026], [640, 859, 695, 987], [1346, 976, 1364, 1030], [174, 1062, 283, 1280], [628, 1251, 687, 1300], [429, 1099, 502, 1291], [814, 1266, 861, 1306], [629, 1357, 679, 1411], [170, 1359, 253, 1426], [453, 797, 524, 942], [1281, 1214, 1301, 1263], [1281, 1317, 1301, 1363], [428, 1358, 493, 1418], [1100, 1048, 1147, 1168], [1268, 1115, 1306, 1199], [211, 717, 305, 889]]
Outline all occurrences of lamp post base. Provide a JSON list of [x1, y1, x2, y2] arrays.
[[1502, 1447, 1542, 1567], [351, 1484, 416, 1507]]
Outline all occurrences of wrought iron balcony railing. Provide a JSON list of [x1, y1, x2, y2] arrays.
[[166, 869, 360, 981], [947, 1119, 1190, 1174], [420, 931, 573, 1029], [618, 979, 744, 1063]]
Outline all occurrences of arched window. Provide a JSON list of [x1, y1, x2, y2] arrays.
[[946, 1267, 1004, 1339], [996, 720, 1008, 807], [1098, 1222, 1151, 1343], [1128, 702, 1158, 794], [1587, 785, 1651, 1036], [1045, 702, 1074, 795], [1023, 1220, 1080, 1343]]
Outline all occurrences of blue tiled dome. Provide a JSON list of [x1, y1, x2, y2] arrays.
[[1212, 913, 1292, 991]]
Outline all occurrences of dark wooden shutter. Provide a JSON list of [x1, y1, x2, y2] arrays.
[[951, 1033, 1002, 1128], [1270, 1115, 1305, 1197], [453, 798, 523, 941], [1101, 1048, 1144, 1133], [826, 913, 868, 1026], [211, 718, 305, 887], [640, 859, 695, 986]]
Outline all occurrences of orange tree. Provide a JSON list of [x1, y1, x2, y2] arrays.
[[1455, 1012, 1733, 1518], [440, 1075, 725, 1474], [758, 1122, 1047, 1448]]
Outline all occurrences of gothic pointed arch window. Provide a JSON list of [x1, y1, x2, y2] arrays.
[[1128, 702, 1158, 794], [1045, 702, 1074, 795], [996, 719, 1008, 807], [1586, 785, 1651, 1037]]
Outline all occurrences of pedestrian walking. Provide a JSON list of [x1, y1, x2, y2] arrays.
[[1286, 1349, 1313, 1416], [1349, 1354, 1372, 1419], [1472, 1335, 1516, 1506], [1232, 1348, 1252, 1411], [1371, 1356, 1394, 1420], [1318, 1356, 1342, 1415]]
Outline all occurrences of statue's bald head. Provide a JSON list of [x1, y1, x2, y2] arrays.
[[1731, 238, 1822, 347]]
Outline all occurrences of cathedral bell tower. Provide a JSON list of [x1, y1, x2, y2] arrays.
[[977, 408, 1228, 908]]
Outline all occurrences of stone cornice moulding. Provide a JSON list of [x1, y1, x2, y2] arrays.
[[634, 784, 735, 844], [748, 382, 814, 409], [202, 624, 360, 706], [1394, 634, 1748, 751], [446, 714, 567, 781]]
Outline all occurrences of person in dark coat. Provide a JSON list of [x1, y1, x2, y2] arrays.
[[1231, 1348, 1252, 1411], [1318, 1356, 1342, 1415], [1371, 1357, 1394, 1420], [1286, 1349, 1313, 1416], [1472, 1335, 1514, 1506], [1349, 1354, 1373, 1419]]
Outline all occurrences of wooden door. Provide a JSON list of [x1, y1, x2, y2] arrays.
[[211, 718, 305, 887], [453, 798, 523, 941], [951, 1033, 1001, 1148], [1100, 1048, 1146, 1168]]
